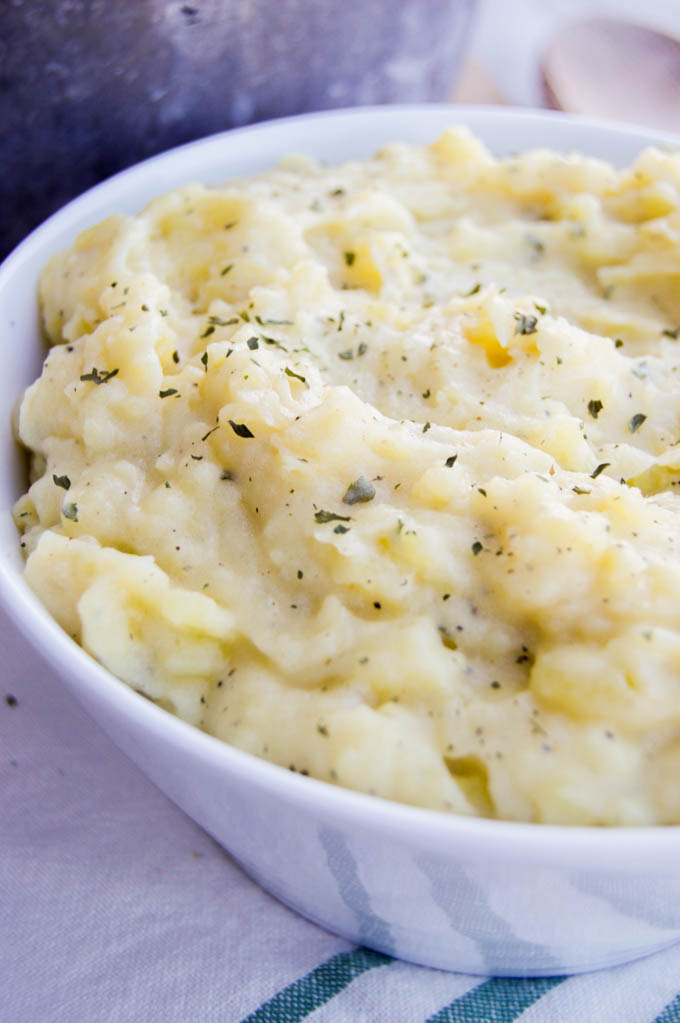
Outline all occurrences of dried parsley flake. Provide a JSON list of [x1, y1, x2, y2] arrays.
[[80, 367, 119, 385], [343, 476, 376, 505], [314, 510, 351, 524], [514, 313, 538, 336], [228, 420, 254, 438], [284, 366, 307, 384]]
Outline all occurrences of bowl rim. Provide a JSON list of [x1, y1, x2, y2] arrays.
[[3, 102, 680, 864], [4, 101, 680, 267]]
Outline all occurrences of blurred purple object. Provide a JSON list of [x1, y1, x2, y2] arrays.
[[0, 0, 477, 258]]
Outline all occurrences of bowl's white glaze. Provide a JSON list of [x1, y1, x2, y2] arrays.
[[2, 106, 680, 976]]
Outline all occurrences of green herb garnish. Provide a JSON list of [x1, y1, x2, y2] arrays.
[[591, 462, 610, 479], [261, 336, 288, 350], [445, 455, 457, 468], [285, 366, 307, 384], [228, 420, 254, 438], [343, 476, 376, 505], [344, 251, 356, 266], [210, 315, 239, 326], [79, 367, 119, 385], [62, 502, 78, 522], [247, 337, 259, 350], [159, 388, 178, 398], [471, 541, 483, 555], [52, 474, 71, 490], [629, 413, 647, 433], [587, 399, 604, 419], [514, 313, 538, 335], [314, 510, 351, 524], [255, 316, 293, 326], [525, 234, 545, 258]]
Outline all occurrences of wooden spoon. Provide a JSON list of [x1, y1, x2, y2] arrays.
[[542, 18, 680, 133]]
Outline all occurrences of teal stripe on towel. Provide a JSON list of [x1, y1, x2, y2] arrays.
[[654, 992, 680, 1023], [241, 947, 392, 1023], [426, 975, 567, 1023]]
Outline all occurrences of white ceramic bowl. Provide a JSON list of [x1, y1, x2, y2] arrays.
[[2, 105, 680, 977]]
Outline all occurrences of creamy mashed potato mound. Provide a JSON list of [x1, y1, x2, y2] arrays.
[[15, 128, 680, 825]]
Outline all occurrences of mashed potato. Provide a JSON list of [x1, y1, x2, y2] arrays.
[[14, 128, 680, 825]]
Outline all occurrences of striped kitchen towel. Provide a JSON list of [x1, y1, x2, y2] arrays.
[[240, 947, 680, 1022]]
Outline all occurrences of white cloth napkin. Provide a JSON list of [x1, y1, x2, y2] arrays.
[[3, 601, 680, 1023]]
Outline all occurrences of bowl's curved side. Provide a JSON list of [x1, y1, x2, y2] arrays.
[[2, 105, 680, 975], [45, 645, 680, 976]]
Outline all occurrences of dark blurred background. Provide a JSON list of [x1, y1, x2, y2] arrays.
[[0, 0, 477, 260]]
